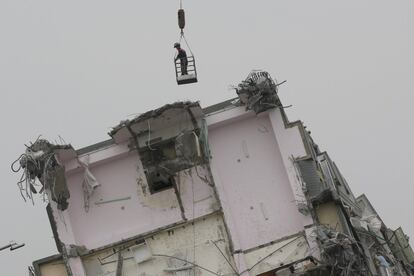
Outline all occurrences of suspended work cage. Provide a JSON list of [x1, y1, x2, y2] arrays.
[[174, 4, 198, 85], [174, 47, 198, 85]]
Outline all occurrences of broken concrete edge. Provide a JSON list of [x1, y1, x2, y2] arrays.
[[108, 101, 202, 138], [44, 210, 307, 265], [37, 212, 219, 275], [356, 194, 388, 226], [46, 204, 63, 253], [46, 203, 73, 276], [33, 231, 323, 276], [36, 210, 251, 275], [172, 177, 187, 221], [77, 99, 231, 157], [203, 164, 236, 254], [76, 139, 114, 156]]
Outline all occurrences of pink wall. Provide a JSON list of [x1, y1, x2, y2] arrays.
[[65, 152, 182, 249], [51, 105, 313, 255], [208, 111, 306, 251], [53, 148, 218, 250]]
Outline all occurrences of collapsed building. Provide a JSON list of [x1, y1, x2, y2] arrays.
[[14, 71, 414, 276]]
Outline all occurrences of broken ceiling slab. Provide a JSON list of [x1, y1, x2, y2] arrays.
[[108, 101, 209, 195], [109, 101, 204, 146], [59, 99, 236, 158]]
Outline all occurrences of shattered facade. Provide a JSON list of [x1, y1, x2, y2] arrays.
[[16, 71, 414, 276]]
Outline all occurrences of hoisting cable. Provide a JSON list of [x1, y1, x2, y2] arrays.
[[179, 32, 194, 56], [177, 0, 194, 56]]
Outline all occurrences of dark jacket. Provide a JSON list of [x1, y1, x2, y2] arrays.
[[176, 48, 188, 64]]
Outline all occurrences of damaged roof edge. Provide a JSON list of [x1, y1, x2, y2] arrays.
[[75, 96, 297, 157], [109, 101, 202, 137], [76, 139, 114, 156], [202, 97, 238, 115], [76, 99, 238, 156]]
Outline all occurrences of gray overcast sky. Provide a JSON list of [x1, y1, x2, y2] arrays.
[[1, 1, 413, 274]]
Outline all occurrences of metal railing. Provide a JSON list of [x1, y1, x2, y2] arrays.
[[174, 56, 197, 78]]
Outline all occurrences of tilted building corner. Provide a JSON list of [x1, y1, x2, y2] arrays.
[[14, 71, 414, 276]]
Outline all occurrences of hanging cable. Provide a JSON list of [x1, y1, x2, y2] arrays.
[[177, 0, 193, 55], [210, 240, 239, 275], [174, 0, 198, 84], [153, 254, 221, 276], [180, 32, 194, 56]]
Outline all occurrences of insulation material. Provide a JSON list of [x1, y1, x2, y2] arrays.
[[78, 155, 100, 212]]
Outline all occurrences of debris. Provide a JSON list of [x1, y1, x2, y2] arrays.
[[235, 70, 281, 114], [110, 101, 208, 194], [11, 139, 71, 210], [21, 86, 414, 276], [317, 226, 368, 275]]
